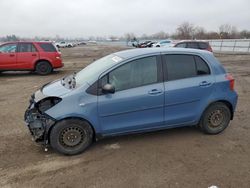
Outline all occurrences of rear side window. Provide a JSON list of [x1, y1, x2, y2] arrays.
[[164, 55, 210, 81], [175, 43, 186, 48], [39, 43, 57, 52], [165, 55, 196, 80], [187, 42, 199, 49], [18, 43, 37, 52], [198, 42, 209, 49]]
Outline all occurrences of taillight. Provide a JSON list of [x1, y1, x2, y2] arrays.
[[226, 74, 235, 91], [207, 46, 213, 52]]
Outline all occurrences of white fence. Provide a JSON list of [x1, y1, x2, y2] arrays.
[[208, 39, 250, 53]]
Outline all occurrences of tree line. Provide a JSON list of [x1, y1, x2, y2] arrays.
[[1, 22, 250, 42], [126, 22, 250, 41]]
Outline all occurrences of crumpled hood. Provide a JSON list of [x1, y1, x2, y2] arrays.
[[42, 79, 71, 97]]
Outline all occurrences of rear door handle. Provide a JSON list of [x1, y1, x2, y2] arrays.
[[199, 81, 211, 87], [148, 89, 163, 95]]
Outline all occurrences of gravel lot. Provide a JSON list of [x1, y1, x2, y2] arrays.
[[0, 45, 250, 188]]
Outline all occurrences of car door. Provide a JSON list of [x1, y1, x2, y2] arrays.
[[163, 54, 215, 126], [16, 43, 39, 69], [0, 43, 17, 69], [98, 55, 164, 135]]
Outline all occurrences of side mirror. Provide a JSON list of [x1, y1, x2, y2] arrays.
[[102, 84, 115, 94]]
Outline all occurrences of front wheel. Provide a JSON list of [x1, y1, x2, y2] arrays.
[[200, 102, 231, 134], [50, 119, 93, 155]]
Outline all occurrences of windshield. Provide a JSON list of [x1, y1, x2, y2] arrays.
[[75, 54, 123, 87]]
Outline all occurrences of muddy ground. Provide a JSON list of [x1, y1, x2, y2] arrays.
[[0, 45, 250, 188]]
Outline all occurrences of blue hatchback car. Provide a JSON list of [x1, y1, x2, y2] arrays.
[[25, 48, 238, 155]]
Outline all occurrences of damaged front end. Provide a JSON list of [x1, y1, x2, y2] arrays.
[[24, 91, 61, 146]]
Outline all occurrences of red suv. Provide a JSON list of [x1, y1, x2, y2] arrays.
[[0, 41, 63, 75]]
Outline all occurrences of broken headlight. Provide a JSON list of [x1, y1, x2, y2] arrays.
[[37, 97, 62, 113]]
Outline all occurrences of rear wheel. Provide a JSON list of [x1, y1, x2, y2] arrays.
[[200, 102, 231, 134], [35, 61, 52, 75], [50, 119, 93, 155]]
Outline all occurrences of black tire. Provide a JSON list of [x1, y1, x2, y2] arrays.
[[156, 45, 160, 47], [200, 102, 231, 134], [50, 119, 93, 155], [35, 61, 52, 75]]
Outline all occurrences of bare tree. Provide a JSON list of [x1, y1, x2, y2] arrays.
[[124, 33, 137, 45], [240, 30, 250, 39], [206, 31, 220, 39], [141, 33, 149, 40], [151, 31, 169, 39], [176, 22, 195, 39], [194, 26, 206, 39], [219, 24, 238, 39]]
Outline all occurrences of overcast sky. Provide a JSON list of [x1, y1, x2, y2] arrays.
[[0, 0, 249, 38]]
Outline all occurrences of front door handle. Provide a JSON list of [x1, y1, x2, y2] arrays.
[[199, 81, 211, 87], [9, 54, 15, 57], [32, 54, 37, 56], [148, 89, 163, 95]]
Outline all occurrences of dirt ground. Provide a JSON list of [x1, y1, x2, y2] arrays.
[[0, 45, 250, 188]]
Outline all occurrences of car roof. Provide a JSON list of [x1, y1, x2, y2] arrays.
[[1, 41, 53, 45], [114, 47, 212, 59], [177, 40, 208, 43]]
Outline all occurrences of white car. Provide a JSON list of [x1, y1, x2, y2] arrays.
[[55, 41, 74, 48], [152, 40, 173, 48]]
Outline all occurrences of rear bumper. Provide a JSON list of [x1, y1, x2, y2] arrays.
[[52, 59, 64, 69], [227, 91, 238, 120], [54, 63, 64, 69]]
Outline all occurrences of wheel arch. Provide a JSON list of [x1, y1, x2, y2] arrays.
[[201, 100, 234, 121], [34, 59, 52, 70], [47, 116, 97, 143]]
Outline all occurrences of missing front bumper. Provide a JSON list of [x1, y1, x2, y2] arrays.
[[24, 99, 55, 143]]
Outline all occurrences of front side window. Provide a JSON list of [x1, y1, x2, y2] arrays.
[[164, 54, 210, 81], [0, 43, 17, 53], [18, 43, 37, 52], [102, 56, 158, 91]]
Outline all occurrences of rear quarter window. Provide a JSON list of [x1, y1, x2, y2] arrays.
[[187, 42, 199, 49], [199, 42, 209, 49], [38, 43, 57, 52], [195, 56, 210, 75]]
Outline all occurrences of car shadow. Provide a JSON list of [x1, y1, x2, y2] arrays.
[[90, 126, 204, 150], [0, 70, 63, 78]]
